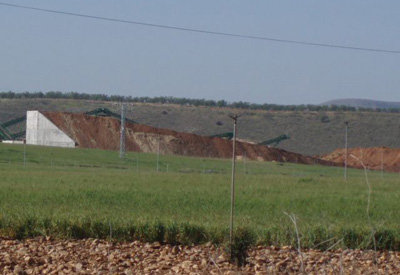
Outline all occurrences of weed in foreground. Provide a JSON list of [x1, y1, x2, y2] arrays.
[[226, 227, 256, 266]]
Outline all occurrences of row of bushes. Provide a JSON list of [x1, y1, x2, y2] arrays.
[[1, 91, 400, 113], [1, 217, 399, 251]]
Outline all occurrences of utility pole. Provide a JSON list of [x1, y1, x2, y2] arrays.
[[156, 134, 160, 172], [344, 121, 349, 181], [381, 147, 384, 179], [243, 152, 247, 175], [119, 104, 126, 159], [229, 114, 239, 252], [23, 138, 26, 168], [136, 154, 139, 173]]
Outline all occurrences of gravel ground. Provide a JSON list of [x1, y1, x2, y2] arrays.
[[1, 237, 400, 274]]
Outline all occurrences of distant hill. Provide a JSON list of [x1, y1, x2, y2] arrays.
[[322, 98, 400, 110], [1, 98, 400, 156]]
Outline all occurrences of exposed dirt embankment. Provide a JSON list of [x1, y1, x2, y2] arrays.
[[43, 112, 334, 166], [322, 147, 400, 172]]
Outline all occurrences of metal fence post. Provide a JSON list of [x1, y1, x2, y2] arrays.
[[229, 114, 239, 252]]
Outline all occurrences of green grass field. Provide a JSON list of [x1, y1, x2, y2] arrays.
[[0, 143, 399, 250]]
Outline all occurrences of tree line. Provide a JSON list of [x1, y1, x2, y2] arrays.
[[1, 91, 399, 113]]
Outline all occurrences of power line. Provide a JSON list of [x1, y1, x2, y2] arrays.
[[119, 103, 126, 159], [1, 2, 400, 54]]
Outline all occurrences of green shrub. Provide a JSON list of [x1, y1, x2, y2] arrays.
[[164, 223, 179, 244], [178, 224, 206, 245], [228, 227, 256, 266], [374, 229, 399, 250]]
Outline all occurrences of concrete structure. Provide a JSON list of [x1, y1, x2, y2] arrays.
[[1, 140, 24, 144], [26, 111, 75, 148]]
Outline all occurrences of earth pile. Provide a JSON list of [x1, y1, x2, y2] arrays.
[[322, 147, 400, 172], [43, 111, 334, 166]]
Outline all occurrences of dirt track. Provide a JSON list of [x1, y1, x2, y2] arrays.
[[1, 238, 399, 274], [322, 147, 400, 173], [43, 112, 335, 167]]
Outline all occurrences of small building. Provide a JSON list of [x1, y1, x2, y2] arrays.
[[26, 111, 75, 148]]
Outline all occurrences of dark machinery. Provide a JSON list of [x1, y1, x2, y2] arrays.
[[259, 134, 290, 147], [85, 108, 137, 124], [210, 132, 234, 140], [0, 125, 12, 140], [209, 132, 290, 147], [0, 115, 26, 140]]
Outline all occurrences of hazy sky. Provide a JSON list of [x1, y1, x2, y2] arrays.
[[1, 1, 399, 104]]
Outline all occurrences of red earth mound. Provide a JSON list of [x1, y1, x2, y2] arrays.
[[43, 111, 335, 166], [322, 147, 400, 172]]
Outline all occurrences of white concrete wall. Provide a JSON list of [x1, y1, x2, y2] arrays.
[[26, 111, 75, 148], [1, 140, 24, 144]]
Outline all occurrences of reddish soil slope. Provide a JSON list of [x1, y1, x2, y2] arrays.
[[43, 111, 334, 166], [322, 147, 400, 172]]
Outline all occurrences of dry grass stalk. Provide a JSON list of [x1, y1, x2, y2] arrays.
[[350, 154, 378, 272], [283, 212, 304, 273]]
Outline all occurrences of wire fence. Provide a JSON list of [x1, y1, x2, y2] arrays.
[[0, 143, 399, 254], [0, 149, 348, 179]]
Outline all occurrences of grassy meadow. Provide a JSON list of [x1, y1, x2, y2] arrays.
[[0, 143, 399, 250]]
